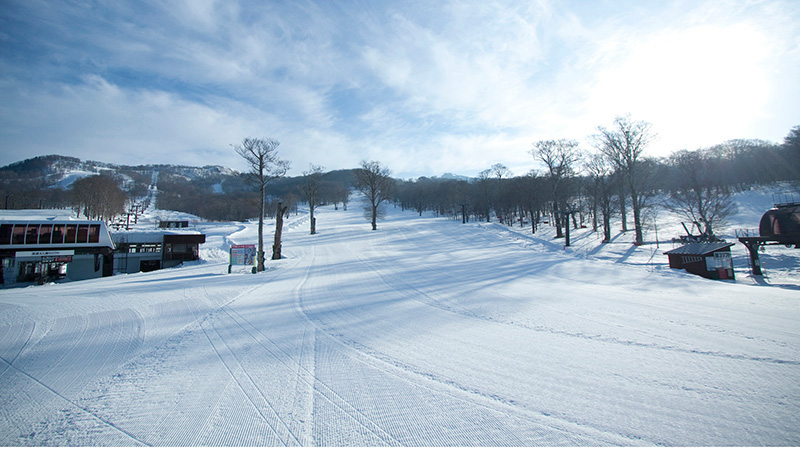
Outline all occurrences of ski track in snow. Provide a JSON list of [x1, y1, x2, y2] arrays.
[[1, 200, 799, 446]]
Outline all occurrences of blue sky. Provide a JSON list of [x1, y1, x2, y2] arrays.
[[1, 0, 798, 179]]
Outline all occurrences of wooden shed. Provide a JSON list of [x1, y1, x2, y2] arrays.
[[664, 242, 735, 280]]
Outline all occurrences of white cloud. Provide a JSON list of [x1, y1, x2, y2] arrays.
[[1, 0, 798, 177], [1, 76, 259, 169], [582, 23, 773, 155], [357, 1, 553, 131]]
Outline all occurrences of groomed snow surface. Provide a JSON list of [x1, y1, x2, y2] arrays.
[[1, 193, 799, 446]]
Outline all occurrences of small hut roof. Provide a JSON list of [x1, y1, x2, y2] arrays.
[[664, 242, 734, 256]]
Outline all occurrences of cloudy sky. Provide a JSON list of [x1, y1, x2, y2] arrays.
[[1, 0, 798, 178]]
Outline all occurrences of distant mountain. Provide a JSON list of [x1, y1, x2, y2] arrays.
[[0, 155, 359, 220], [0, 154, 242, 191], [439, 172, 472, 181]]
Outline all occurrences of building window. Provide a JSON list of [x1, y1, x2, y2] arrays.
[[88, 225, 100, 243], [681, 255, 702, 264], [25, 225, 39, 245], [38, 224, 53, 244], [52, 224, 65, 244], [76, 225, 89, 243], [12, 225, 25, 245], [0, 224, 12, 245], [65, 225, 77, 243], [127, 243, 161, 253]]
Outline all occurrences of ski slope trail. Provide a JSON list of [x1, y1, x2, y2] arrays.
[[1, 204, 799, 446]]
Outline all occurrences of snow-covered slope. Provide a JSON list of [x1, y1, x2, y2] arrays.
[[0, 198, 798, 446]]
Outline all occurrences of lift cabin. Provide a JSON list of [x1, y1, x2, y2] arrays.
[[759, 203, 800, 245], [737, 200, 800, 275]]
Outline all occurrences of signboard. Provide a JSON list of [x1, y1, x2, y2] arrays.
[[16, 250, 75, 258], [706, 252, 733, 271], [42, 256, 73, 263], [230, 244, 256, 266]]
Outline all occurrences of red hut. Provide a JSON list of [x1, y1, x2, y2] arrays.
[[665, 242, 735, 280]]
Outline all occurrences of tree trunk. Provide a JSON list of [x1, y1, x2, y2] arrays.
[[310, 204, 316, 235], [619, 183, 627, 232], [272, 202, 288, 260], [553, 202, 563, 238], [631, 187, 643, 245], [257, 186, 266, 271]]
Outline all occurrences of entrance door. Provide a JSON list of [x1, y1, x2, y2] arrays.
[[18, 262, 38, 282]]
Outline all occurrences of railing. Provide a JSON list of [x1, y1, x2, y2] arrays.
[[735, 228, 760, 239]]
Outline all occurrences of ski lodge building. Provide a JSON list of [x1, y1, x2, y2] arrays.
[[1, 210, 205, 287], [0, 210, 115, 286], [111, 229, 205, 273]]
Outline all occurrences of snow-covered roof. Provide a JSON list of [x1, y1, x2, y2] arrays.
[[111, 229, 203, 244], [0, 209, 80, 222], [664, 242, 734, 256]]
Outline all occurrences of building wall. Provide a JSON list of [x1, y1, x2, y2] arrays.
[[65, 254, 105, 281], [667, 252, 734, 280]]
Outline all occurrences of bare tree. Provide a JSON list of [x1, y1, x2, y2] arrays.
[[490, 163, 512, 180], [234, 137, 290, 271], [585, 153, 617, 242], [666, 150, 736, 238], [71, 175, 127, 220], [518, 171, 547, 234], [531, 139, 581, 238], [353, 160, 394, 231], [475, 169, 493, 222], [300, 164, 325, 235], [324, 181, 350, 211], [594, 115, 655, 245], [783, 125, 800, 181], [489, 163, 513, 223]]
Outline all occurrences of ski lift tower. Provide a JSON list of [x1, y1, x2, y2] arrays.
[[737, 196, 800, 275]]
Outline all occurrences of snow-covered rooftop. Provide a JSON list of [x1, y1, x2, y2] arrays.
[[663, 241, 735, 255], [0, 209, 80, 222], [111, 229, 203, 244]]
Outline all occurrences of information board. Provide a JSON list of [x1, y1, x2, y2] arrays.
[[229, 244, 256, 266]]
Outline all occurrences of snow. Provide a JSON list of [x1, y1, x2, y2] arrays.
[[0, 209, 78, 221], [1, 190, 799, 446], [52, 169, 98, 189]]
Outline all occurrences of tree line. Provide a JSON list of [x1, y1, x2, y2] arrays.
[[2, 120, 797, 254], [395, 119, 800, 245], [0, 170, 129, 221]]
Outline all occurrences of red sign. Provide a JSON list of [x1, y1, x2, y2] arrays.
[[41, 256, 72, 263]]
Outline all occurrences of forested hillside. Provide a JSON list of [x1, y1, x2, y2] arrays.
[[1, 125, 798, 228]]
